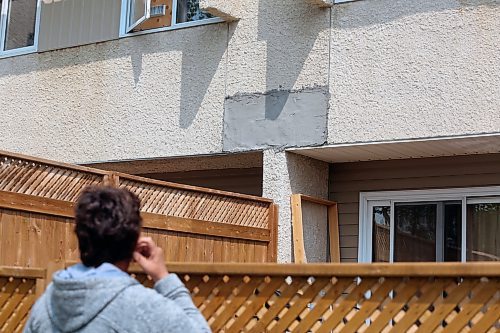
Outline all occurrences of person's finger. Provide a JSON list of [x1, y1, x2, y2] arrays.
[[133, 251, 147, 264]]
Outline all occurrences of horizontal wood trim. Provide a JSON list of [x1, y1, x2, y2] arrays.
[[0, 191, 270, 242], [145, 262, 500, 277], [0, 191, 74, 218], [0, 267, 46, 279], [118, 173, 273, 204], [0, 150, 109, 176], [62, 260, 500, 277], [299, 194, 336, 207], [142, 213, 270, 242]]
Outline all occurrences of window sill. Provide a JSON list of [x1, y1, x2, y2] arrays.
[[0, 45, 37, 60], [119, 17, 225, 39]]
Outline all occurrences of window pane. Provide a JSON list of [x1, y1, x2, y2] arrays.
[[444, 203, 461, 262], [177, 0, 213, 23], [4, 0, 37, 50], [467, 203, 500, 261], [372, 206, 390, 262], [394, 203, 436, 262]]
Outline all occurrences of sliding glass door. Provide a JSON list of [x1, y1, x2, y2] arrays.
[[362, 187, 500, 263]]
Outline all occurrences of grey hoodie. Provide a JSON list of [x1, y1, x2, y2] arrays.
[[24, 264, 211, 333]]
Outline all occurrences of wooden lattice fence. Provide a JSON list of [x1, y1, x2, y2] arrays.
[[0, 150, 278, 267], [0, 267, 45, 333], [134, 262, 500, 333], [1, 262, 500, 332]]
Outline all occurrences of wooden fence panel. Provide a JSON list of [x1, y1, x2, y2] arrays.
[[0, 267, 46, 333], [137, 263, 498, 333], [1, 263, 499, 332], [0, 150, 277, 267]]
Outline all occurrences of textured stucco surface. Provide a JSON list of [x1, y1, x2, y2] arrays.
[[223, 88, 328, 151], [262, 150, 329, 263], [0, 23, 228, 163], [329, 0, 500, 144]]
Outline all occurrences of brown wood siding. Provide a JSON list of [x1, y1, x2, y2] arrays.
[[329, 153, 500, 262]]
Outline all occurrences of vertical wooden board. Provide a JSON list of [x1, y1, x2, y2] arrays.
[[328, 204, 341, 263], [238, 240, 248, 263], [267, 204, 278, 262], [203, 236, 215, 262], [291, 194, 306, 263], [254, 242, 267, 263], [0, 210, 3, 263], [19, 213, 31, 267], [177, 233, 188, 262], [221, 238, 232, 263], [246, 241, 256, 263], [213, 237, 223, 262], [14, 212, 24, 266], [1, 211, 17, 265], [65, 220, 79, 262], [195, 234, 206, 262], [165, 231, 179, 261], [230, 239, 240, 262]]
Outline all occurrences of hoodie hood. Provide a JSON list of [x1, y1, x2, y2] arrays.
[[45, 264, 137, 332]]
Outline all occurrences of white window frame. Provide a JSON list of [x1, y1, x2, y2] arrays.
[[0, 0, 41, 59], [358, 185, 500, 263], [119, 0, 224, 38]]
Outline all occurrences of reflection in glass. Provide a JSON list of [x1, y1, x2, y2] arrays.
[[177, 0, 213, 23], [444, 203, 461, 262], [467, 203, 500, 261], [394, 203, 436, 262], [372, 206, 390, 262], [5, 0, 37, 50]]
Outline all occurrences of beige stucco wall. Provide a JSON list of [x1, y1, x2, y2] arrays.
[[1, 0, 498, 164], [0, 23, 227, 163], [329, 0, 500, 144], [1, 0, 499, 262]]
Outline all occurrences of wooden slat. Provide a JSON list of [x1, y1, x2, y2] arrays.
[[291, 194, 306, 263], [441, 281, 500, 333], [267, 203, 278, 262], [142, 212, 270, 242], [328, 203, 340, 262]]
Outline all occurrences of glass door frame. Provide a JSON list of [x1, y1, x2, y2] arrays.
[[358, 185, 500, 263]]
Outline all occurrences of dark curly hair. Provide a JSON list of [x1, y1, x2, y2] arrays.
[[75, 186, 142, 267]]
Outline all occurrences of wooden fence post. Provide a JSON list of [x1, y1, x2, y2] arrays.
[[267, 204, 279, 262], [103, 173, 120, 187]]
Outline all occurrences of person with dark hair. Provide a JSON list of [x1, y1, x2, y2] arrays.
[[24, 186, 211, 333]]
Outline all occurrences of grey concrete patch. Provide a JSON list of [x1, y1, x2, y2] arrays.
[[223, 87, 328, 152]]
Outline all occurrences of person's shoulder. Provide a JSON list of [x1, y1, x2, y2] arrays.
[[24, 293, 50, 331], [112, 283, 169, 311]]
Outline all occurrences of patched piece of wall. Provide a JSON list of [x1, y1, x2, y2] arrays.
[[223, 87, 329, 151]]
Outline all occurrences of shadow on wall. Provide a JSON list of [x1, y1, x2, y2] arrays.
[[257, 0, 330, 119], [0, 22, 230, 129], [332, 0, 499, 29]]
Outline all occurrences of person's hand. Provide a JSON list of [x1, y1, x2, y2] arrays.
[[133, 237, 169, 282]]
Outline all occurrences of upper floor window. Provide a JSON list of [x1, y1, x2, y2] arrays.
[[123, 0, 217, 35], [0, 0, 40, 57]]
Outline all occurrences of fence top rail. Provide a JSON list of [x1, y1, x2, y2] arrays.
[[117, 172, 273, 204], [155, 262, 500, 277], [0, 150, 110, 176], [0, 266, 46, 279], [1, 150, 273, 205]]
